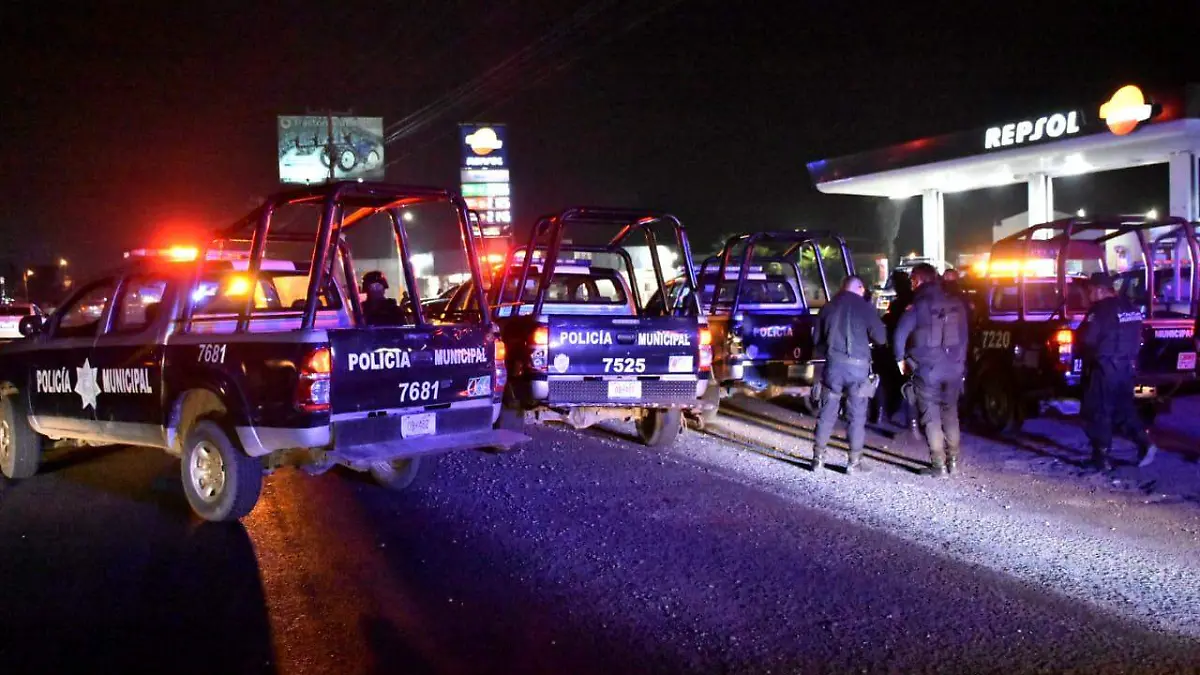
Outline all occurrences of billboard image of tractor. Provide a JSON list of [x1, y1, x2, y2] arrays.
[[278, 115, 385, 184]]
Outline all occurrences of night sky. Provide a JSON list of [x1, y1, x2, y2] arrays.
[[1, 0, 1194, 278]]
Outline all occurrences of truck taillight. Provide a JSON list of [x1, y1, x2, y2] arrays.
[[699, 327, 713, 371], [297, 346, 331, 413], [1050, 329, 1073, 372], [529, 325, 549, 372], [494, 337, 508, 391]]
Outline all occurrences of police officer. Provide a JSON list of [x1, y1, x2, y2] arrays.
[[893, 263, 969, 477], [812, 275, 888, 474], [361, 271, 405, 325], [1078, 272, 1159, 470]]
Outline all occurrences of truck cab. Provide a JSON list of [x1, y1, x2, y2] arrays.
[[968, 215, 1199, 432], [0, 182, 525, 521], [485, 207, 711, 447]]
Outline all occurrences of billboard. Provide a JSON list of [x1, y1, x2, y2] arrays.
[[278, 115, 385, 184], [459, 123, 512, 236]]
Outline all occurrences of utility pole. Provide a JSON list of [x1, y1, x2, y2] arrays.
[[325, 110, 336, 184]]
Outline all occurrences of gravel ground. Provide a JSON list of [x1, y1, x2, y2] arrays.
[[2, 400, 1199, 674], [686, 394, 1200, 638]]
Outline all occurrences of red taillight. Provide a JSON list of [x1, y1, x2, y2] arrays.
[[529, 325, 548, 372], [494, 338, 506, 362], [699, 327, 713, 371], [1050, 329, 1073, 373], [297, 346, 332, 413], [1053, 329, 1073, 345]]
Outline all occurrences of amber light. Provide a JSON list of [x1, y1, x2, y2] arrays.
[[532, 326, 549, 346], [494, 339, 507, 362], [167, 245, 199, 262], [699, 328, 713, 346], [304, 347, 332, 374], [225, 275, 251, 296], [1054, 329, 1073, 345]]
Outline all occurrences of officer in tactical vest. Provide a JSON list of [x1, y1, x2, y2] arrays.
[[893, 263, 969, 477], [812, 275, 888, 474], [1078, 272, 1158, 471]]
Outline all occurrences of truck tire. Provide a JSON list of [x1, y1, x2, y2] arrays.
[[370, 456, 436, 491], [977, 376, 1022, 435], [0, 392, 42, 480], [181, 420, 263, 522], [638, 409, 682, 447]]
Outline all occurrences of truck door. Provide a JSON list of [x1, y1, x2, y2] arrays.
[[89, 274, 170, 447], [29, 278, 117, 435]]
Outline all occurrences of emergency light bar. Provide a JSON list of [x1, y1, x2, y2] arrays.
[[987, 258, 1055, 278]]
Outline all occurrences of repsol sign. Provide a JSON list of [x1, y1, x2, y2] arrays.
[[984, 111, 1082, 150]]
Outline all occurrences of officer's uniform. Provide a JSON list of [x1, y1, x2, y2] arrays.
[[812, 289, 888, 472], [893, 281, 969, 475], [1078, 276, 1153, 469], [361, 271, 405, 325]]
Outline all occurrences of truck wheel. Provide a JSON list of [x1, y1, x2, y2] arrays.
[[638, 409, 682, 447], [181, 420, 263, 522], [0, 392, 42, 480], [978, 377, 1021, 435], [370, 456, 436, 491]]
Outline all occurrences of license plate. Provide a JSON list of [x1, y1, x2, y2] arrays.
[[1178, 352, 1196, 371], [607, 380, 642, 399], [400, 412, 437, 438], [668, 355, 694, 373]]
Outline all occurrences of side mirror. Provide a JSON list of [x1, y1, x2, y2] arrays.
[[18, 314, 44, 337]]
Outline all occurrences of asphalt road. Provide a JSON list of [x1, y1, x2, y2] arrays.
[[1, 420, 1198, 675]]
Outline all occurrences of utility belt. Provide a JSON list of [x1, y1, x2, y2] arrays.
[[809, 366, 880, 411]]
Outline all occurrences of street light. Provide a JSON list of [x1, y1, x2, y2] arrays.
[[1076, 208, 1086, 218], [58, 258, 68, 267], [1145, 208, 1158, 220], [402, 211, 414, 222]]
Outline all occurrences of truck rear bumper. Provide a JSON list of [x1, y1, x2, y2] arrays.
[[523, 374, 705, 408], [329, 428, 528, 468]]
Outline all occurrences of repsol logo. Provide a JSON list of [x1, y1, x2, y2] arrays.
[[753, 325, 794, 339], [1154, 328, 1194, 339]]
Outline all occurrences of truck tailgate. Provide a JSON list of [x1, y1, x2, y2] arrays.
[[738, 312, 814, 363], [546, 315, 700, 376], [327, 326, 498, 445]]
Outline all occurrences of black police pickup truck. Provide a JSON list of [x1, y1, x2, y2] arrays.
[[692, 232, 855, 405], [968, 216, 1199, 432], [0, 182, 524, 521], [469, 208, 711, 447]]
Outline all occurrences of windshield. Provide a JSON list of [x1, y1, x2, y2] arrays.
[[501, 268, 629, 306]]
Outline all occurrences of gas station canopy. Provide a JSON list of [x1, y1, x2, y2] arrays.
[[806, 84, 1200, 264]]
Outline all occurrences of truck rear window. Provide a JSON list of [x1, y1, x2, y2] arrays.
[[989, 279, 1089, 314], [192, 271, 343, 314], [504, 270, 629, 306], [698, 277, 798, 306]]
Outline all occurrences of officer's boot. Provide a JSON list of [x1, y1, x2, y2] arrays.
[[1136, 443, 1159, 468], [1091, 447, 1113, 472], [811, 446, 826, 473], [920, 453, 947, 477], [945, 446, 960, 476], [845, 449, 869, 475]]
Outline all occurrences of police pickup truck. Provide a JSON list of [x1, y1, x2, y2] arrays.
[[968, 216, 1198, 432], [690, 232, 855, 408], [483, 208, 710, 446], [0, 182, 523, 521]]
